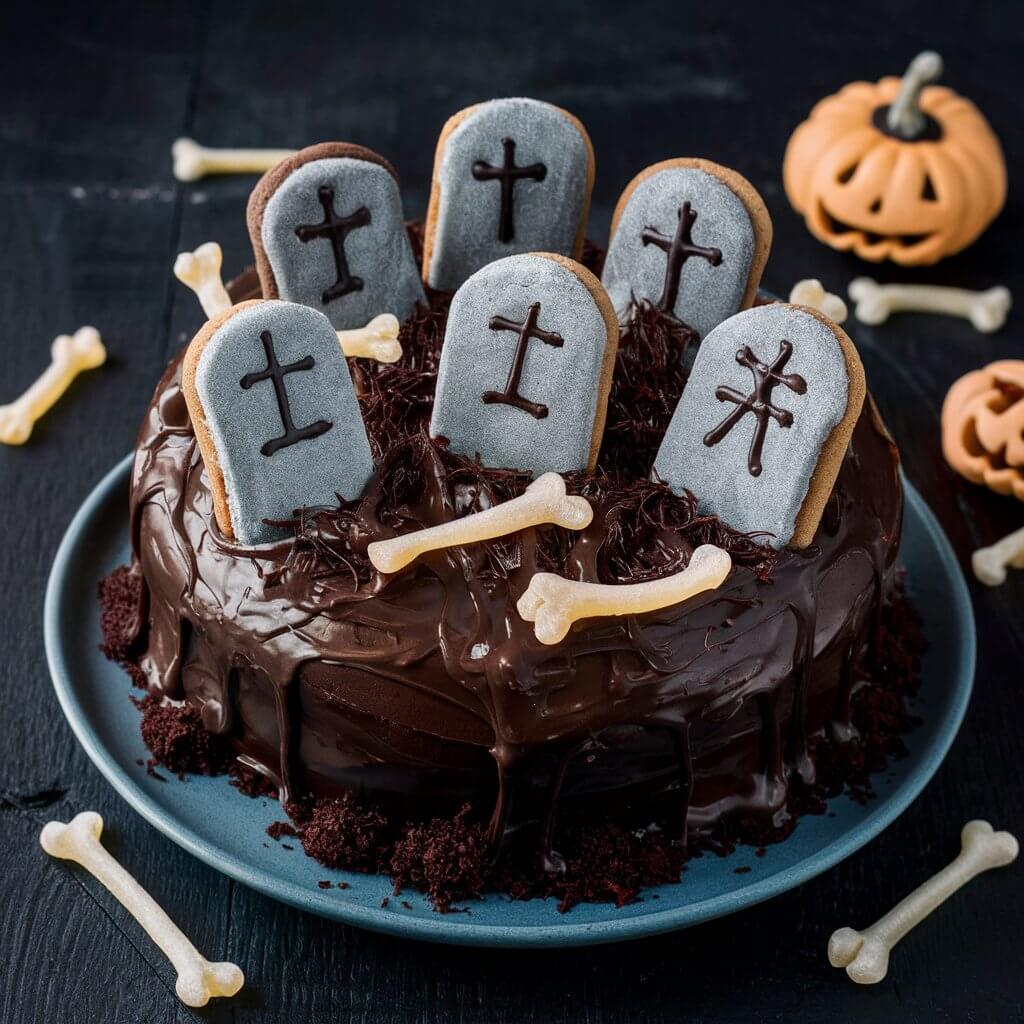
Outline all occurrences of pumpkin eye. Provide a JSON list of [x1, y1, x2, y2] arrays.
[[837, 163, 859, 184], [869, 198, 882, 214], [921, 175, 938, 201]]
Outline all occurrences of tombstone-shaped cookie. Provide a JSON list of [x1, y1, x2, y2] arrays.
[[247, 143, 425, 331], [422, 98, 595, 291], [653, 304, 865, 548], [430, 253, 617, 476], [602, 158, 772, 339], [182, 299, 374, 545]]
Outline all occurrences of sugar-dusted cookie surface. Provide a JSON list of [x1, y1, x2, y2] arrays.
[[602, 158, 771, 339], [653, 303, 864, 548], [247, 143, 425, 331], [182, 299, 374, 545], [430, 252, 617, 476], [422, 98, 595, 291]]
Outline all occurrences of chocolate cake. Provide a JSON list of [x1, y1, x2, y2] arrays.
[[102, 119, 919, 911]]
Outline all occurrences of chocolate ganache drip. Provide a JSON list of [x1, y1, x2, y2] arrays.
[[127, 239, 902, 870]]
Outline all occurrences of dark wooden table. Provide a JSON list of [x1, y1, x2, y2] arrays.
[[2, 2, 1022, 1021]]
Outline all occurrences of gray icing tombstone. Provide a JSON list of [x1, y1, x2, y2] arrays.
[[190, 300, 374, 545], [601, 160, 769, 340], [250, 144, 425, 331], [653, 304, 862, 548], [430, 253, 617, 476], [424, 98, 594, 291]]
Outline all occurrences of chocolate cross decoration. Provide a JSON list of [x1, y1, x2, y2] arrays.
[[240, 330, 333, 457], [472, 137, 547, 244], [295, 185, 372, 305], [641, 201, 723, 315], [483, 301, 564, 419], [703, 339, 807, 477]]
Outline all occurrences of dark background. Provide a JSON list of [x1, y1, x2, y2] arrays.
[[1, 1, 1022, 1021]]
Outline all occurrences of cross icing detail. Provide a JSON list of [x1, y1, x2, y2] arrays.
[[472, 138, 547, 244], [641, 201, 723, 315], [483, 302, 564, 419], [294, 185, 372, 305], [702, 339, 807, 477], [240, 330, 333, 457]]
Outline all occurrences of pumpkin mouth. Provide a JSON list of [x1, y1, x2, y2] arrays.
[[871, 104, 943, 142], [815, 203, 934, 250]]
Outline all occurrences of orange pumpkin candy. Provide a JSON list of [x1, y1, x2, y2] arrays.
[[784, 52, 1006, 266]]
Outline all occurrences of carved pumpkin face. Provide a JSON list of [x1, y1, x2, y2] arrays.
[[942, 360, 1024, 501], [784, 63, 1005, 266]]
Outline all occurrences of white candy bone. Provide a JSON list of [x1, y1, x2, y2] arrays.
[[174, 242, 232, 318], [337, 313, 403, 363], [173, 243, 403, 363], [368, 472, 592, 574], [972, 524, 1024, 586], [172, 137, 296, 182], [829, 820, 1018, 985], [517, 544, 732, 645], [789, 279, 848, 324], [0, 327, 106, 445], [849, 278, 1011, 333], [40, 811, 244, 1008]]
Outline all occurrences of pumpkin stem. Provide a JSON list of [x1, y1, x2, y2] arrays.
[[887, 51, 944, 139]]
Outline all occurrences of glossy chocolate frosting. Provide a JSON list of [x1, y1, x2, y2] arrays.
[[126, 265, 902, 864]]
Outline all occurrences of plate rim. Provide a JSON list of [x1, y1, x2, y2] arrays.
[[44, 454, 976, 948]]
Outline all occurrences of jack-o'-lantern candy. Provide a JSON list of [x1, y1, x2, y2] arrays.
[[942, 360, 1024, 501], [783, 52, 1006, 266]]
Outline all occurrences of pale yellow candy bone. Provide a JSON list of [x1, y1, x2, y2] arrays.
[[174, 242, 232, 319], [368, 472, 593, 575], [972, 524, 1024, 586], [849, 277, 1011, 333], [40, 811, 244, 1008], [0, 327, 106, 445], [829, 820, 1018, 985], [172, 137, 296, 182], [337, 313, 402, 363], [517, 543, 732, 645], [173, 243, 403, 363], [789, 278, 848, 324]]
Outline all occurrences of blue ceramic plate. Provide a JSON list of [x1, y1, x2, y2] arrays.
[[45, 455, 975, 948]]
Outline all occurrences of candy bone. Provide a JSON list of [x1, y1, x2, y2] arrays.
[[172, 137, 296, 182], [848, 278, 1011, 333], [174, 242, 232, 319], [336, 313, 402, 363], [0, 327, 106, 445], [828, 820, 1018, 985], [972, 524, 1024, 586], [40, 811, 244, 1008], [174, 244, 403, 362], [517, 543, 732, 645], [788, 279, 848, 324], [367, 472, 592, 574]]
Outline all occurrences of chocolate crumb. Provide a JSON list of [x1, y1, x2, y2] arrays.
[[300, 793, 389, 871], [318, 880, 333, 890], [390, 804, 487, 913], [133, 694, 233, 778], [267, 821, 299, 841]]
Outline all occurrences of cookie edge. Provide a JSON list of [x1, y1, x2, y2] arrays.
[[788, 302, 866, 549], [534, 251, 619, 474], [181, 299, 269, 542]]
